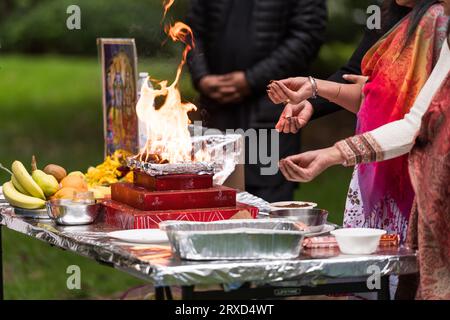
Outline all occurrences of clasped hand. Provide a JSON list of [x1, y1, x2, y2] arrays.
[[199, 71, 251, 104]]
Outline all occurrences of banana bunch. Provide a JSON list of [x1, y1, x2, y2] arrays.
[[2, 181, 45, 209], [1, 159, 60, 210]]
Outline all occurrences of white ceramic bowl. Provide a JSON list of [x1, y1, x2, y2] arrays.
[[330, 228, 386, 255], [269, 201, 318, 211]]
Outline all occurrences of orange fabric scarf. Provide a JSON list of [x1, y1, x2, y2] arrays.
[[356, 4, 448, 220]]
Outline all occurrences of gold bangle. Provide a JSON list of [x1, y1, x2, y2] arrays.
[[335, 85, 342, 99]]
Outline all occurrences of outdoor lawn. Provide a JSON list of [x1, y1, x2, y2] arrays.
[[0, 54, 353, 299]]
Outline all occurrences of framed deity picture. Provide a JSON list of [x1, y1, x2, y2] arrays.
[[97, 38, 139, 157]]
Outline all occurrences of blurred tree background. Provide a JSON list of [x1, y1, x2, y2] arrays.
[[1, 0, 374, 299], [0, 0, 373, 68]]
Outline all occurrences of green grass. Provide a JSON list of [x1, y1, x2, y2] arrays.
[[2, 228, 144, 299], [0, 54, 351, 299]]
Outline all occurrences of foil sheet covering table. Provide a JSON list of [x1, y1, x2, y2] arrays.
[[0, 192, 417, 288]]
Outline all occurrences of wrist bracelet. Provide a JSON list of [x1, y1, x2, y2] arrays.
[[309, 76, 318, 99], [335, 84, 342, 99]]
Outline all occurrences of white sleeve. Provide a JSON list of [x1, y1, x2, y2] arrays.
[[370, 42, 450, 161], [335, 41, 450, 166], [370, 96, 428, 161]]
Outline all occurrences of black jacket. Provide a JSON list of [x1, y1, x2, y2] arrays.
[[311, 13, 407, 119], [186, 0, 327, 127]]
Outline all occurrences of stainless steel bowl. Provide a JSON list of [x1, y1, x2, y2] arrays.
[[269, 208, 328, 233], [46, 199, 103, 225]]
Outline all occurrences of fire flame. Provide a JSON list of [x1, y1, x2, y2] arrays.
[[135, 2, 207, 164], [162, 0, 175, 19], [165, 22, 195, 87]]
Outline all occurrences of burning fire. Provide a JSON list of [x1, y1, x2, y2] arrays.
[[135, 1, 208, 164], [162, 0, 175, 18]]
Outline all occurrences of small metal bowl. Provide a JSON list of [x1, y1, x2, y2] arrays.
[[269, 208, 328, 233], [46, 199, 103, 226]]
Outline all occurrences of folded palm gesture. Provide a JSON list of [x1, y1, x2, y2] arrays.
[[267, 77, 313, 105], [279, 147, 344, 182], [267, 77, 315, 133], [275, 101, 314, 133]]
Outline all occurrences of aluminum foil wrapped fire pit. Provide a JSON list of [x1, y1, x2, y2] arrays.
[[127, 158, 215, 176], [127, 125, 244, 185]]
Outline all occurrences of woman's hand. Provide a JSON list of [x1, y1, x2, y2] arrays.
[[268, 74, 370, 115], [278, 146, 344, 182], [267, 77, 311, 104], [275, 101, 314, 133]]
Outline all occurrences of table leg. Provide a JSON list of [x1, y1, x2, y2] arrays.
[[0, 225, 3, 300], [155, 286, 165, 300], [154, 286, 174, 300], [378, 276, 390, 300], [181, 286, 195, 300], [164, 287, 173, 300]]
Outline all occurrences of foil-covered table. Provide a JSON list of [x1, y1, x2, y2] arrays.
[[0, 192, 417, 299]]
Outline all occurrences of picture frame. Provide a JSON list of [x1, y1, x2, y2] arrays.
[[97, 38, 139, 157]]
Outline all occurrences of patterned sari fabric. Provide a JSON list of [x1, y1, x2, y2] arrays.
[[407, 74, 450, 300], [343, 4, 448, 243]]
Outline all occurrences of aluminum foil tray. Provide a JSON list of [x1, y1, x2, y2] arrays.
[[127, 158, 216, 176], [160, 219, 306, 261]]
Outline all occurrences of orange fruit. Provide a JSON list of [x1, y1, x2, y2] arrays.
[[51, 187, 78, 200], [60, 175, 88, 192]]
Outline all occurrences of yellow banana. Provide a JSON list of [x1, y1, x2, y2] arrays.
[[11, 174, 30, 195], [11, 160, 45, 200], [2, 181, 46, 209]]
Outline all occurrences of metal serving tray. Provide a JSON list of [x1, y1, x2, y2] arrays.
[[159, 219, 306, 261]]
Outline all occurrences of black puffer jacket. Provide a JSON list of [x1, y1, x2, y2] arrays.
[[187, 0, 327, 95], [186, 0, 327, 128]]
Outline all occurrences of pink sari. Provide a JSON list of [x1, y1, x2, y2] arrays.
[[351, 4, 448, 240]]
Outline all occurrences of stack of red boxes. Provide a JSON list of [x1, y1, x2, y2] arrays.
[[103, 171, 259, 229]]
